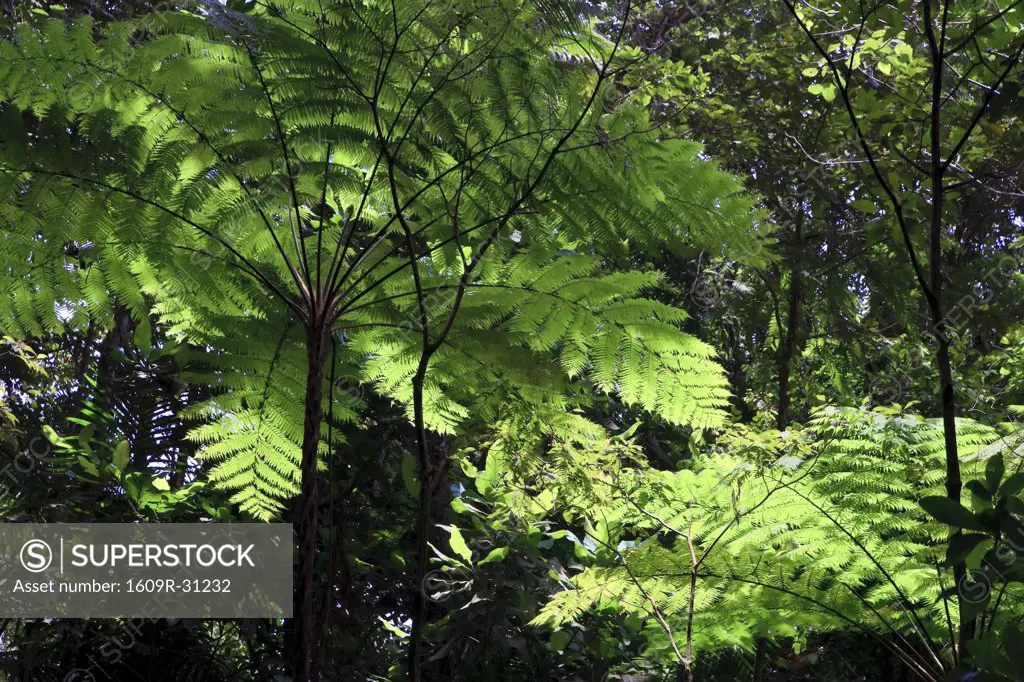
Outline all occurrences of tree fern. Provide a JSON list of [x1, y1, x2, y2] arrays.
[[0, 1, 763, 509], [525, 406, 1024, 678], [0, 3, 767, 674]]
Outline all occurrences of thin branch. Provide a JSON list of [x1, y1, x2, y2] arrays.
[[783, 0, 935, 305]]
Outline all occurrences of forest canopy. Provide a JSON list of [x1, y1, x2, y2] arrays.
[[0, 0, 1022, 681]]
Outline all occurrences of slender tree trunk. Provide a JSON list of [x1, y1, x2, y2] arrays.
[[168, 416, 190, 488], [726, 323, 754, 422], [776, 289, 799, 429], [777, 211, 803, 430], [764, 212, 805, 677], [922, 0, 971, 654], [408, 360, 432, 682], [752, 637, 766, 681], [932, 283, 969, 651], [681, 499, 697, 682], [292, 322, 329, 682], [930, 142, 971, 655]]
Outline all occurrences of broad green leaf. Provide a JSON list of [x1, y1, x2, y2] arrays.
[[112, 440, 130, 471], [401, 454, 419, 497], [986, 456, 1005, 494], [478, 547, 509, 565], [965, 538, 994, 571], [1001, 472, 1024, 498], [550, 630, 571, 652], [76, 455, 99, 476], [945, 533, 989, 566], [43, 425, 61, 445], [78, 424, 95, 455], [476, 452, 500, 496], [852, 199, 876, 213], [133, 316, 152, 355], [920, 496, 986, 531], [966, 480, 992, 502], [449, 525, 472, 564]]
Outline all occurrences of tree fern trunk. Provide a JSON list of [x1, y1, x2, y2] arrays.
[[292, 323, 329, 682], [752, 636, 766, 681], [408, 360, 431, 682]]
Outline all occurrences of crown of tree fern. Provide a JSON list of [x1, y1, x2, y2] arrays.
[[0, 1, 766, 518]]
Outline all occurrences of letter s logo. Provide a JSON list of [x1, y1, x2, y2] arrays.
[[20, 539, 53, 573]]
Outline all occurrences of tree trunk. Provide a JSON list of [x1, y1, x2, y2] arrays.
[[726, 323, 754, 422], [777, 211, 803, 430], [752, 636, 766, 681], [922, 0, 971, 653], [930, 168, 972, 653], [292, 322, 329, 682], [408, 360, 432, 682]]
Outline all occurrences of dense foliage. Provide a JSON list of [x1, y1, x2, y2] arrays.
[[0, 0, 1022, 681]]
